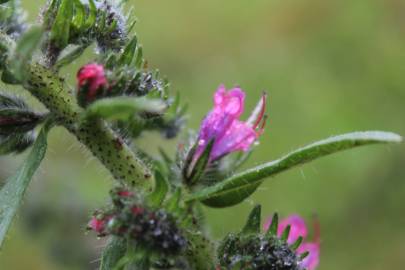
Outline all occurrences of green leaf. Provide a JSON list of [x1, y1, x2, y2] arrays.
[[100, 237, 127, 270], [184, 231, 215, 270], [134, 46, 143, 69], [266, 213, 278, 236], [72, 0, 85, 32], [119, 36, 138, 66], [281, 225, 291, 242], [83, 0, 97, 30], [0, 133, 35, 155], [43, 0, 60, 28], [147, 171, 169, 207], [187, 131, 402, 208], [185, 139, 214, 185], [241, 205, 261, 235], [50, 0, 73, 49], [290, 236, 303, 251], [9, 26, 43, 81], [55, 44, 87, 69], [0, 124, 49, 247], [165, 188, 181, 213], [84, 97, 167, 120]]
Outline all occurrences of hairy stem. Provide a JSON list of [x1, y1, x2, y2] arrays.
[[24, 63, 154, 189]]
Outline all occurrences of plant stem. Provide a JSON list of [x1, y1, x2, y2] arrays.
[[24, 63, 154, 189]]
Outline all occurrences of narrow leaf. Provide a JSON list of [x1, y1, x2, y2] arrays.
[[0, 133, 35, 155], [186, 139, 214, 185], [84, 97, 167, 120], [281, 225, 291, 242], [184, 231, 215, 270], [100, 237, 127, 270], [147, 171, 169, 207], [300, 251, 310, 260], [187, 131, 402, 208], [10, 26, 43, 81], [0, 124, 49, 247], [83, 0, 97, 30], [119, 36, 137, 66], [290, 236, 303, 251], [134, 46, 143, 69], [165, 188, 181, 213], [72, 0, 86, 31], [55, 44, 87, 69], [50, 0, 73, 49], [241, 205, 261, 234], [266, 212, 278, 236]]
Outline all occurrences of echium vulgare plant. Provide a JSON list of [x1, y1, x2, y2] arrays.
[[0, 1, 402, 269]]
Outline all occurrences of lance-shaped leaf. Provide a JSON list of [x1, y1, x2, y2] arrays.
[[84, 97, 167, 120], [184, 231, 215, 270], [281, 225, 291, 242], [165, 188, 181, 213], [0, 93, 44, 135], [241, 205, 261, 234], [55, 44, 87, 69], [290, 236, 303, 251], [83, 0, 97, 31], [119, 36, 138, 66], [186, 131, 402, 208], [184, 139, 214, 185], [72, 0, 85, 32], [8, 26, 43, 82], [266, 212, 278, 237], [100, 237, 127, 270], [147, 171, 169, 207], [50, 0, 73, 49], [0, 124, 49, 247], [0, 132, 35, 155]]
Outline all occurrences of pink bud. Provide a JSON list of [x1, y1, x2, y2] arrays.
[[118, 190, 134, 197], [77, 63, 108, 103], [88, 216, 106, 234]]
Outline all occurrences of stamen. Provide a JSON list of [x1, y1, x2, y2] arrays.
[[249, 92, 267, 129], [312, 214, 321, 243], [256, 114, 268, 136]]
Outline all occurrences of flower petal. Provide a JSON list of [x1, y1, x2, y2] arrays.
[[211, 120, 257, 159], [297, 242, 320, 270], [278, 215, 308, 244]]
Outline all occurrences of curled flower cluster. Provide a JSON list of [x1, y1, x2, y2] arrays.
[[87, 188, 186, 255], [264, 215, 320, 270], [218, 233, 301, 270]]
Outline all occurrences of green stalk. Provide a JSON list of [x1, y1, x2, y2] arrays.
[[24, 63, 154, 189]]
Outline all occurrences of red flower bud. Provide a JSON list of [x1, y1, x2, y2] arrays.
[[77, 63, 108, 106]]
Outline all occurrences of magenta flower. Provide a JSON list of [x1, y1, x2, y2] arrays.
[[195, 85, 267, 161], [264, 214, 320, 270], [77, 63, 108, 103]]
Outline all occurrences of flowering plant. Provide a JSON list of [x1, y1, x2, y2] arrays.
[[0, 1, 402, 269]]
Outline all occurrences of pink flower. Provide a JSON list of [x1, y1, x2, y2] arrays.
[[264, 214, 320, 270], [77, 63, 108, 102], [195, 85, 267, 161]]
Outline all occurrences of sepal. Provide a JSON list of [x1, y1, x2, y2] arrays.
[[217, 207, 306, 270]]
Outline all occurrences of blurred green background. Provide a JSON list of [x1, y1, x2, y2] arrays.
[[1, 0, 405, 269]]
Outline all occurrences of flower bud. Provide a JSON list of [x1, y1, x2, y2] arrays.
[[76, 63, 109, 107], [88, 188, 187, 255]]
